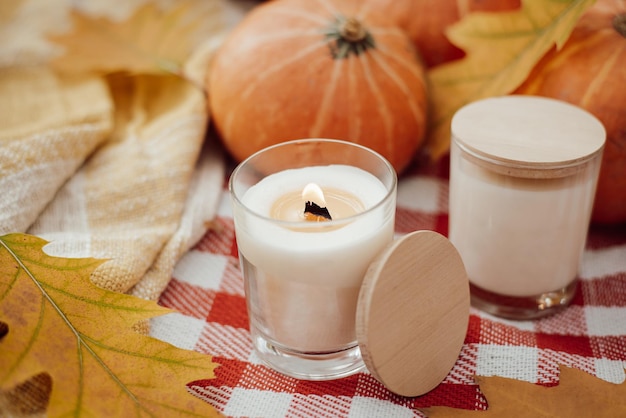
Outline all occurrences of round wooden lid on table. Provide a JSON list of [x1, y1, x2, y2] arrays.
[[356, 230, 470, 397]]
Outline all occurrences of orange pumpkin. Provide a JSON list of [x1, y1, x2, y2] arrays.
[[364, 0, 521, 67], [515, 0, 626, 224], [208, 0, 429, 173]]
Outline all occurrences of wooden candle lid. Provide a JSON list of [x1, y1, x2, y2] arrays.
[[356, 230, 470, 397], [450, 95, 606, 178]]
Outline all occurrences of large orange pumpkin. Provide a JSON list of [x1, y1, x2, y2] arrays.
[[515, 0, 626, 224], [364, 0, 521, 67], [208, 0, 429, 173]]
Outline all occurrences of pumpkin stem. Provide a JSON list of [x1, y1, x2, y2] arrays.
[[614, 13, 626, 38], [325, 16, 375, 60], [340, 18, 366, 42]]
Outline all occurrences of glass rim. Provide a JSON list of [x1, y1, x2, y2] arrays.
[[228, 138, 398, 228], [452, 136, 603, 179]]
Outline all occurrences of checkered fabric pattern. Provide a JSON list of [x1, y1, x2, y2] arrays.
[[151, 157, 626, 418]]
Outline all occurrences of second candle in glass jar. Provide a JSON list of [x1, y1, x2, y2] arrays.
[[448, 95, 606, 320]]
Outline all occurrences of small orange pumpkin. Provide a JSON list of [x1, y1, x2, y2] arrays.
[[515, 0, 626, 224], [363, 0, 521, 68], [208, 0, 429, 173]]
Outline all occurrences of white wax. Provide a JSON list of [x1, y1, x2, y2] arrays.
[[449, 150, 598, 297], [235, 165, 394, 352]]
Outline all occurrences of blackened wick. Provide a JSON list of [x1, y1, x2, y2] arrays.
[[304, 201, 332, 220]]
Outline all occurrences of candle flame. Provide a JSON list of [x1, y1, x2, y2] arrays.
[[302, 183, 327, 206], [302, 183, 332, 221]]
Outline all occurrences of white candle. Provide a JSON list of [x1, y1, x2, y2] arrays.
[[448, 96, 605, 318], [449, 152, 598, 297], [235, 165, 394, 352]]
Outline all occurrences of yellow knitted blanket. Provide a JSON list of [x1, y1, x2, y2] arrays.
[[0, 0, 249, 301]]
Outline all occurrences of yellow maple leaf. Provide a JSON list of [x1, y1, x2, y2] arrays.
[[424, 0, 596, 161], [424, 365, 626, 417], [0, 233, 220, 417], [47, 1, 226, 76]]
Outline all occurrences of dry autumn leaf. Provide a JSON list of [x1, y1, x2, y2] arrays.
[[424, 365, 626, 417], [424, 0, 596, 160], [48, 0, 227, 76], [0, 233, 220, 417]]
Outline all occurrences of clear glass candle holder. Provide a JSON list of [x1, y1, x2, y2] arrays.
[[449, 96, 605, 320], [229, 139, 397, 380]]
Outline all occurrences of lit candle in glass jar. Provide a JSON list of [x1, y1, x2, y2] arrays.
[[238, 166, 393, 349], [230, 139, 396, 380]]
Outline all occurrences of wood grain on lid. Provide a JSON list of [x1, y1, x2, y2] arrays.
[[451, 96, 606, 166], [356, 231, 470, 397]]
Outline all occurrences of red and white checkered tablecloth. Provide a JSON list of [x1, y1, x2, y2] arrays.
[[150, 156, 626, 418]]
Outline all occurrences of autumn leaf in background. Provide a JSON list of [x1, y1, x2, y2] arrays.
[[0, 234, 220, 417], [424, 365, 626, 417], [47, 0, 235, 78], [424, 0, 596, 160]]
